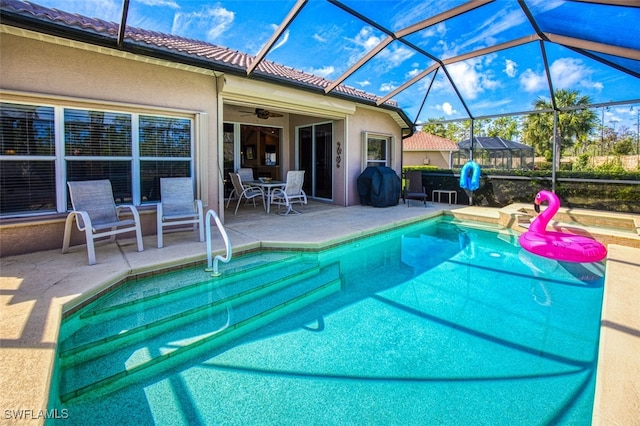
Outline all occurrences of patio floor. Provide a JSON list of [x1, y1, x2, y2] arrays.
[[0, 201, 638, 425]]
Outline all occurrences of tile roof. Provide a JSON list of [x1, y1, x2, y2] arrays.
[[403, 132, 458, 151], [0, 0, 397, 108]]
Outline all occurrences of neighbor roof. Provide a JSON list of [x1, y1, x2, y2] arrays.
[[458, 137, 535, 150], [1, 0, 639, 130], [403, 132, 458, 151]]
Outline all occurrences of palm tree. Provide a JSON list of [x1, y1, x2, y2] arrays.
[[523, 89, 597, 167]]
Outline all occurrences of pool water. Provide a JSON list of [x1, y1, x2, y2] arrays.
[[49, 218, 605, 425]]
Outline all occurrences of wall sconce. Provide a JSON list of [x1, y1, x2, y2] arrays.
[[336, 141, 342, 168]]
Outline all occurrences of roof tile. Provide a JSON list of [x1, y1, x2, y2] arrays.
[[1, 0, 397, 107], [403, 132, 458, 151]]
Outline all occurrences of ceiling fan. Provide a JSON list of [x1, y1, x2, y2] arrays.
[[240, 108, 284, 119]]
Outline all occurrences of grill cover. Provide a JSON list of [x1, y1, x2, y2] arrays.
[[357, 166, 401, 207]]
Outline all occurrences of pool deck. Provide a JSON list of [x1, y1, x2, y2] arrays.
[[1, 202, 638, 425]]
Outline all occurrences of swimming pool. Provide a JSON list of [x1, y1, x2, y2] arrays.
[[49, 217, 605, 425]]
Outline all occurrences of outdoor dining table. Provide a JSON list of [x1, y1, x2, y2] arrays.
[[246, 180, 286, 214]]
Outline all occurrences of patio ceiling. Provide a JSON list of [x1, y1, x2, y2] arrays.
[[2, 0, 640, 131]]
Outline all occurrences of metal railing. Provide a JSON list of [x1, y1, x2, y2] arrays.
[[205, 209, 232, 277]]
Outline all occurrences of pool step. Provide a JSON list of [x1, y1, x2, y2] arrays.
[[59, 253, 306, 348], [59, 258, 320, 363], [57, 262, 342, 403], [58, 252, 305, 343]]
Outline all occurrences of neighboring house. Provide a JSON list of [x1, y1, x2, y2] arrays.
[[0, 0, 413, 256], [402, 132, 458, 169]]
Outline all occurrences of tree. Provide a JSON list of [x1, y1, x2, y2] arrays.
[[421, 118, 468, 141], [486, 116, 521, 140], [522, 89, 597, 166]]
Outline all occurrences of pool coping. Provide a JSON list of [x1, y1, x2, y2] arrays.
[[1, 204, 638, 425]]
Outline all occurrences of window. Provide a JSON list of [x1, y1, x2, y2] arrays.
[[0, 101, 194, 217], [139, 115, 192, 203], [363, 132, 392, 168], [0, 103, 56, 215]]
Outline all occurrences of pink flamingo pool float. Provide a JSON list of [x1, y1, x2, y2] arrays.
[[518, 190, 607, 263]]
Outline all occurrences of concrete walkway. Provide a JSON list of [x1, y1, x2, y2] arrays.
[[0, 202, 638, 425]]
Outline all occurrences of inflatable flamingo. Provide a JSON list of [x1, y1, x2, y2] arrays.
[[518, 190, 607, 263]]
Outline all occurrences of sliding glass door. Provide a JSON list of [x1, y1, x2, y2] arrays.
[[297, 122, 332, 200]]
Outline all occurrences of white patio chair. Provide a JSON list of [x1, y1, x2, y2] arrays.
[[270, 170, 307, 215], [226, 167, 257, 208], [228, 172, 265, 214], [62, 179, 144, 265], [156, 177, 204, 248], [238, 167, 255, 182]]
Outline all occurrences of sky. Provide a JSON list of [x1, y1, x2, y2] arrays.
[[30, 0, 640, 136]]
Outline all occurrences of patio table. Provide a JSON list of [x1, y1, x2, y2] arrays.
[[247, 180, 286, 214]]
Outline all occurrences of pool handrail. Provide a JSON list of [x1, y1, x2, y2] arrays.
[[205, 209, 232, 276]]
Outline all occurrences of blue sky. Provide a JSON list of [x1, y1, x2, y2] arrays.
[[32, 0, 640, 135]]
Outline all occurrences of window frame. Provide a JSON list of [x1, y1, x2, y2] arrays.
[[362, 131, 394, 169], [0, 97, 197, 218]]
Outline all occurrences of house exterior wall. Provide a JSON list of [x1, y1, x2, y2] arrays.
[[0, 31, 219, 256], [404, 151, 453, 169], [346, 107, 403, 206], [0, 30, 405, 256]]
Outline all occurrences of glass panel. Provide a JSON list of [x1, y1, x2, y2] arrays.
[[0, 103, 55, 156], [64, 109, 131, 157], [67, 160, 132, 205], [0, 160, 56, 215], [140, 160, 191, 203], [264, 1, 386, 88], [529, 1, 640, 52], [367, 135, 388, 167], [223, 122, 235, 198], [314, 123, 332, 200], [139, 115, 191, 158], [298, 126, 313, 194]]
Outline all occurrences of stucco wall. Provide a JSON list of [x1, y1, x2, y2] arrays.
[[0, 31, 219, 256], [0, 30, 406, 256], [346, 107, 403, 206], [404, 151, 453, 169]]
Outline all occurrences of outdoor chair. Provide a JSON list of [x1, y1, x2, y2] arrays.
[[228, 172, 265, 214], [270, 170, 307, 215], [62, 179, 144, 265], [238, 167, 255, 182], [226, 168, 258, 208], [156, 177, 205, 248], [403, 170, 428, 207]]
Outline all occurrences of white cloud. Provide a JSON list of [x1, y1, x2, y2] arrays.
[[406, 68, 420, 78], [520, 68, 547, 92], [446, 59, 499, 100], [380, 82, 397, 92], [439, 102, 455, 116], [137, 0, 179, 8], [313, 33, 327, 43], [354, 26, 384, 50], [421, 22, 447, 39], [504, 59, 518, 78], [172, 5, 234, 42], [270, 26, 289, 52], [459, 9, 525, 51], [519, 57, 602, 93], [356, 80, 371, 87], [310, 66, 335, 78]]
